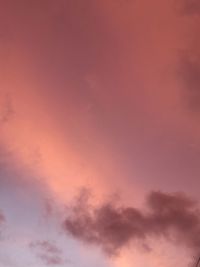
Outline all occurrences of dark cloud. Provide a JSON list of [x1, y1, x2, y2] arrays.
[[30, 240, 65, 266], [63, 190, 200, 256]]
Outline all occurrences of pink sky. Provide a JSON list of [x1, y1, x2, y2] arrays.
[[1, 0, 200, 266]]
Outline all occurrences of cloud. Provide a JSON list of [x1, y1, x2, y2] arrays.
[[0, 211, 5, 232], [63, 190, 200, 256], [30, 240, 65, 266], [176, 0, 200, 16], [0, 212, 5, 224], [177, 52, 200, 112], [0, 211, 5, 239], [0, 93, 14, 124], [175, 1, 200, 113]]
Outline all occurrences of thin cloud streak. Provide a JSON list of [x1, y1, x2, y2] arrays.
[[30, 240, 65, 266]]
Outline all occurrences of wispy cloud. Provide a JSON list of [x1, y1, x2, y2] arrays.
[[30, 240, 65, 266]]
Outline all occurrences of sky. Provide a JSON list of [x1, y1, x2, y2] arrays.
[[1, 0, 200, 266]]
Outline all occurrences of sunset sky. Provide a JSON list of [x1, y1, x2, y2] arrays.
[[1, 0, 200, 266]]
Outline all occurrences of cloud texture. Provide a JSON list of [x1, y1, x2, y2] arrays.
[[64, 191, 200, 255]]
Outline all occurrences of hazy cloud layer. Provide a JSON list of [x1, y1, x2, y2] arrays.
[[64, 191, 200, 255]]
